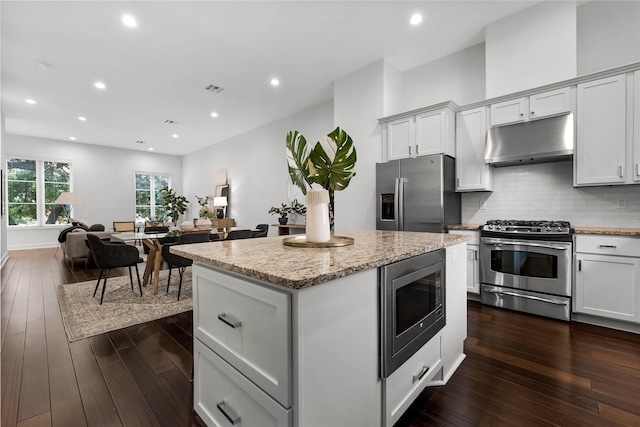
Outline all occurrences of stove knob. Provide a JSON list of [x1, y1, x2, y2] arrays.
[[545, 227, 552, 232]]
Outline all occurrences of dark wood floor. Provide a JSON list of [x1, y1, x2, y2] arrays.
[[2, 248, 639, 427]]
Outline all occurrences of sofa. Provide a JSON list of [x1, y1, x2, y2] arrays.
[[60, 228, 114, 267]]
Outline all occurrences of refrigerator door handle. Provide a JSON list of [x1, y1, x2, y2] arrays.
[[396, 177, 406, 230]]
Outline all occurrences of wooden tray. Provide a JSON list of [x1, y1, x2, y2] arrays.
[[282, 235, 354, 248]]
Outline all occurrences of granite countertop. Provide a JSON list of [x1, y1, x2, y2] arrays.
[[573, 226, 640, 236], [447, 224, 482, 231], [171, 229, 468, 290]]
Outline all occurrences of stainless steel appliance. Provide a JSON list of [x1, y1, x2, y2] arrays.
[[380, 250, 445, 378], [479, 220, 573, 321], [376, 155, 460, 232]]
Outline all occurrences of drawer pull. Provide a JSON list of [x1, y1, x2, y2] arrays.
[[598, 245, 617, 249], [217, 400, 241, 425], [218, 313, 242, 329], [412, 365, 430, 383]]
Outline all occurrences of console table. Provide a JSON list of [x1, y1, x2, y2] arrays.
[[272, 223, 306, 236]]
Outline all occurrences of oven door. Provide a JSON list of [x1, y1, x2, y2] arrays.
[[479, 237, 571, 296]]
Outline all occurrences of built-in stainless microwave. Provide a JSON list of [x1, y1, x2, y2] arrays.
[[380, 250, 445, 378]]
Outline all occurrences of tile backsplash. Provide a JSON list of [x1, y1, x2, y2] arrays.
[[461, 161, 640, 228]]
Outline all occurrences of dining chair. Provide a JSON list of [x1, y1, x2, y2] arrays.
[[252, 224, 269, 238], [113, 221, 135, 232], [225, 229, 253, 240], [161, 232, 210, 300], [86, 234, 143, 305]]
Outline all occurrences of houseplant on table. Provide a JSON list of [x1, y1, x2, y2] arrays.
[[159, 187, 189, 226], [195, 195, 214, 230], [269, 203, 293, 225], [286, 126, 357, 230]]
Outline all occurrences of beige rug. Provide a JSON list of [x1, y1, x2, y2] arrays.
[[56, 269, 192, 342]]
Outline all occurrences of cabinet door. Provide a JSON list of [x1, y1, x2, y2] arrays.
[[387, 117, 414, 161], [467, 245, 480, 294], [575, 75, 626, 185], [575, 254, 640, 323], [416, 110, 445, 157], [490, 98, 526, 127], [455, 107, 493, 192], [529, 87, 571, 120], [634, 70, 640, 183]]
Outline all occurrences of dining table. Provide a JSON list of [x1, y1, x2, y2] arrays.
[[110, 227, 255, 294]]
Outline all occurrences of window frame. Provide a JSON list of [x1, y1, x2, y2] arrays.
[[134, 171, 171, 223], [5, 155, 74, 228]]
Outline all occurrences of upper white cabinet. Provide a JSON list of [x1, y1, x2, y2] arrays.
[[455, 107, 493, 192], [575, 74, 627, 186], [490, 87, 571, 127], [383, 103, 456, 161]]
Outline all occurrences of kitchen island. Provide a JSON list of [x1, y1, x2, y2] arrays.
[[172, 229, 468, 427]]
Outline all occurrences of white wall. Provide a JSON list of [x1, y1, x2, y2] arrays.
[[577, 0, 640, 75], [4, 135, 183, 249], [401, 43, 486, 110], [182, 101, 334, 233], [485, 1, 577, 98], [461, 162, 640, 228]]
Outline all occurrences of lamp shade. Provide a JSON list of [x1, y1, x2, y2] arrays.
[[55, 192, 82, 205], [213, 196, 228, 207]]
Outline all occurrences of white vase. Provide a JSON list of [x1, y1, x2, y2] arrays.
[[195, 217, 212, 230], [306, 189, 330, 243], [180, 221, 195, 232]]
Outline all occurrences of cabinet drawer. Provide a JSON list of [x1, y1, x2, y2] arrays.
[[383, 335, 442, 427], [193, 265, 292, 407], [575, 235, 640, 257], [194, 340, 292, 427]]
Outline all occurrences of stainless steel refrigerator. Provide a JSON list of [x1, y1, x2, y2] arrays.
[[376, 154, 460, 232]]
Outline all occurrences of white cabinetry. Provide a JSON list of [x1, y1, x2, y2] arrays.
[[575, 75, 628, 186], [634, 70, 640, 183], [455, 107, 493, 192], [490, 87, 571, 127], [384, 103, 456, 161], [448, 230, 480, 294], [574, 235, 640, 324]]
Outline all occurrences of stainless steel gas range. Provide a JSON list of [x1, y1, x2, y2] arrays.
[[479, 220, 573, 321]]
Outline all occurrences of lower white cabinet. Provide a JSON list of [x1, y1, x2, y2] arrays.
[[383, 335, 442, 427], [574, 235, 640, 323], [449, 230, 480, 294], [194, 340, 292, 427]]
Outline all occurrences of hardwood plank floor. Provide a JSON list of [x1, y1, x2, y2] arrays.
[[2, 248, 639, 426]]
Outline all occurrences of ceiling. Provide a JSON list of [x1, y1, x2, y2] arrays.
[[1, 1, 540, 156]]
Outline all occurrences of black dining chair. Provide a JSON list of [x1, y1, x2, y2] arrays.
[[162, 232, 210, 300], [252, 224, 269, 238], [225, 229, 253, 240], [86, 233, 143, 305]]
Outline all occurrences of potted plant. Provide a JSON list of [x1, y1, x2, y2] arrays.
[[159, 186, 189, 225], [195, 195, 214, 230], [269, 203, 293, 225], [286, 127, 356, 230]]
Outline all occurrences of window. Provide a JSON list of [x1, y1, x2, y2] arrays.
[[135, 173, 169, 222], [6, 158, 71, 226]]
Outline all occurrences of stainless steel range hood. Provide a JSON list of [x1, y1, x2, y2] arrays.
[[485, 113, 574, 167]]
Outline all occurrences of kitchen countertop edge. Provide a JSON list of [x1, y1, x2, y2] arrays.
[[573, 226, 640, 236]]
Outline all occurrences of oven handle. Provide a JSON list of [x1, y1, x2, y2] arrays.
[[483, 288, 569, 305], [481, 238, 570, 251]]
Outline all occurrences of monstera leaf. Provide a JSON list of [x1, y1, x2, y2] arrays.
[[308, 127, 357, 191], [286, 130, 312, 196]]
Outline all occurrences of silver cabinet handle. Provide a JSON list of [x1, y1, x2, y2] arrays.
[[530, 111, 535, 115], [598, 245, 617, 249], [415, 144, 418, 154], [217, 400, 241, 425], [412, 364, 430, 383], [408, 145, 412, 155], [218, 313, 242, 328], [636, 163, 640, 177], [520, 112, 524, 117], [619, 165, 624, 177], [474, 249, 478, 260], [578, 259, 582, 271]]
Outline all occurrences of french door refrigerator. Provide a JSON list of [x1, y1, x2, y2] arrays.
[[376, 154, 460, 232]]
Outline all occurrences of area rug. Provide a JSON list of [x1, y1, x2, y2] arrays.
[[56, 269, 192, 342]]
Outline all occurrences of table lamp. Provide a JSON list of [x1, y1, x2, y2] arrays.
[[213, 196, 228, 219], [55, 192, 82, 223]]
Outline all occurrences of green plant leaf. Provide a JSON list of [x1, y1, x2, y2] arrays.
[[286, 130, 311, 196], [308, 127, 357, 192]]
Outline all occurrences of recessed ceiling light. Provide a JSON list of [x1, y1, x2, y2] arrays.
[[270, 78, 280, 86], [410, 14, 423, 25], [25, 99, 37, 104], [210, 112, 219, 118], [172, 134, 178, 138], [122, 14, 137, 28], [69, 137, 76, 140], [148, 148, 154, 151], [78, 116, 87, 121], [94, 81, 106, 90]]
